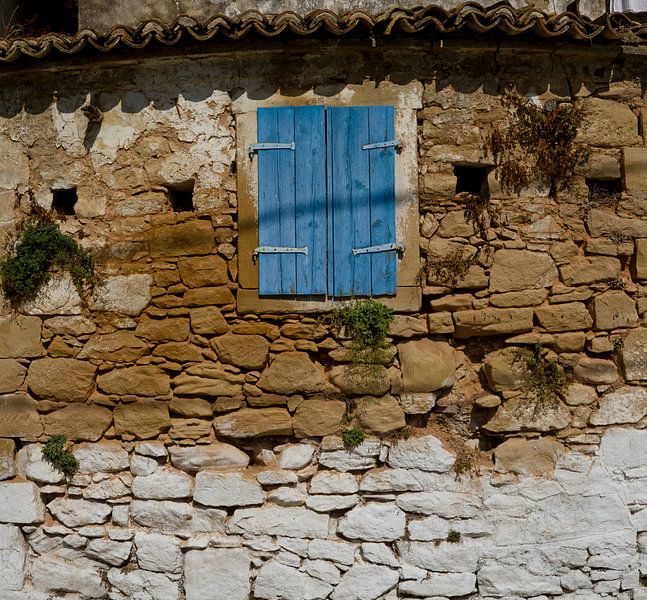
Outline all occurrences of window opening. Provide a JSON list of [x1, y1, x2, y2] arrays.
[[454, 165, 490, 198], [52, 188, 78, 217], [167, 181, 195, 212]]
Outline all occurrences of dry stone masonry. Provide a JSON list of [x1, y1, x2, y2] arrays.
[[0, 20, 647, 600]]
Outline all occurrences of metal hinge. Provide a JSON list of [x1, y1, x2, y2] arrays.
[[253, 246, 309, 263], [352, 242, 404, 257], [362, 140, 401, 152], [248, 142, 295, 159]]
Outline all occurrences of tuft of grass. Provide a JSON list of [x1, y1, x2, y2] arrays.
[[453, 458, 473, 479], [341, 427, 365, 448], [515, 344, 566, 404], [1, 208, 93, 306], [446, 530, 461, 543], [42, 435, 79, 481]]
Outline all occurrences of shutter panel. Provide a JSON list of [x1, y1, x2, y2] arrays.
[[328, 106, 397, 297], [257, 106, 327, 295]]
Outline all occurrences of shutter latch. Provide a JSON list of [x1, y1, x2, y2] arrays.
[[362, 140, 401, 153], [253, 246, 309, 263], [248, 142, 295, 159], [352, 242, 404, 257]]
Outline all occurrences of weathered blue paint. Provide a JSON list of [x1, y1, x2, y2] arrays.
[[257, 105, 396, 298]]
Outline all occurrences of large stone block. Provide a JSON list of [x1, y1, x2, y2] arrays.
[[31, 556, 108, 598], [133, 470, 193, 500], [489, 250, 557, 293], [190, 306, 228, 335], [74, 441, 129, 473], [227, 507, 329, 538], [0, 359, 26, 394], [210, 333, 269, 370], [483, 347, 530, 392], [398, 338, 456, 392], [113, 399, 171, 439], [588, 209, 647, 238], [184, 548, 251, 600], [135, 532, 182, 574], [77, 331, 149, 362], [0, 136, 28, 191], [20, 273, 82, 316], [590, 386, 647, 425], [91, 274, 152, 316], [169, 442, 250, 472], [135, 316, 190, 342], [354, 395, 405, 434], [0, 481, 45, 523], [453, 307, 534, 338], [43, 404, 112, 442], [624, 147, 647, 202], [483, 396, 571, 432], [98, 365, 171, 397], [131, 500, 226, 533], [292, 400, 346, 438], [214, 408, 292, 438], [0, 525, 27, 591], [0, 438, 15, 480], [329, 365, 391, 396], [535, 302, 593, 333], [26, 358, 96, 403], [620, 327, 647, 381], [386, 435, 454, 472], [577, 98, 640, 147], [47, 497, 112, 527], [559, 256, 621, 285], [178, 255, 228, 287], [478, 564, 562, 597], [0, 394, 43, 440], [332, 564, 399, 600], [257, 352, 327, 394], [573, 357, 618, 385], [0, 316, 43, 358], [194, 472, 263, 507], [108, 568, 180, 600], [634, 238, 647, 280], [494, 437, 564, 476], [592, 290, 639, 330], [337, 503, 406, 542], [148, 220, 215, 258], [255, 560, 332, 600]]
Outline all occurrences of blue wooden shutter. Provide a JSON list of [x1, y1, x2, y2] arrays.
[[257, 106, 327, 295], [328, 106, 397, 297]]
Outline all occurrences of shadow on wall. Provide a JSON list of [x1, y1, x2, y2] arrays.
[[0, 36, 638, 119]]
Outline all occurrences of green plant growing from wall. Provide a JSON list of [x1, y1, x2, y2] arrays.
[[341, 427, 365, 448], [42, 435, 79, 481], [329, 299, 395, 385], [446, 530, 462, 543], [515, 344, 566, 404], [1, 207, 93, 306], [487, 87, 587, 199]]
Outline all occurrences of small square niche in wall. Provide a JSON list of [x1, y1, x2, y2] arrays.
[[586, 177, 622, 200], [454, 165, 490, 198], [167, 181, 195, 212], [52, 188, 78, 216]]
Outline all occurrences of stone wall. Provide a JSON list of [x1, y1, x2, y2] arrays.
[[0, 39, 646, 598]]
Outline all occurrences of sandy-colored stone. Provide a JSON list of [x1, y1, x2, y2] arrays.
[[189, 306, 228, 335], [494, 437, 564, 476], [561, 383, 597, 406], [489, 250, 557, 293], [588, 208, 647, 238], [573, 357, 618, 385], [169, 397, 212, 418], [0, 439, 16, 480], [173, 371, 244, 397], [329, 365, 391, 397], [483, 396, 571, 433], [559, 256, 621, 286], [0, 359, 26, 394], [258, 352, 327, 395], [483, 347, 530, 392], [428, 312, 454, 334], [214, 408, 292, 438], [355, 395, 406, 434], [113, 400, 171, 439], [26, 358, 96, 403], [577, 98, 641, 147], [77, 331, 149, 362], [149, 220, 215, 258], [43, 404, 112, 441], [292, 400, 347, 438], [620, 327, 647, 381], [98, 366, 171, 397], [453, 308, 534, 338], [0, 316, 43, 359], [0, 394, 43, 440], [44, 316, 96, 336], [178, 255, 228, 287], [211, 333, 269, 370], [153, 342, 203, 362], [490, 289, 548, 308], [535, 302, 593, 333], [592, 291, 639, 330], [135, 316, 190, 342], [183, 286, 235, 307], [398, 339, 456, 392]]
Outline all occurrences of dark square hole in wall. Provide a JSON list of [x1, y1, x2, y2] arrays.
[[454, 165, 490, 198], [167, 181, 195, 212], [52, 188, 78, 216], [586, 178, 622, 208]]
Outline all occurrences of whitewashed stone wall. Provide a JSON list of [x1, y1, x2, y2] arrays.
[[1, 428, 646, 599]]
